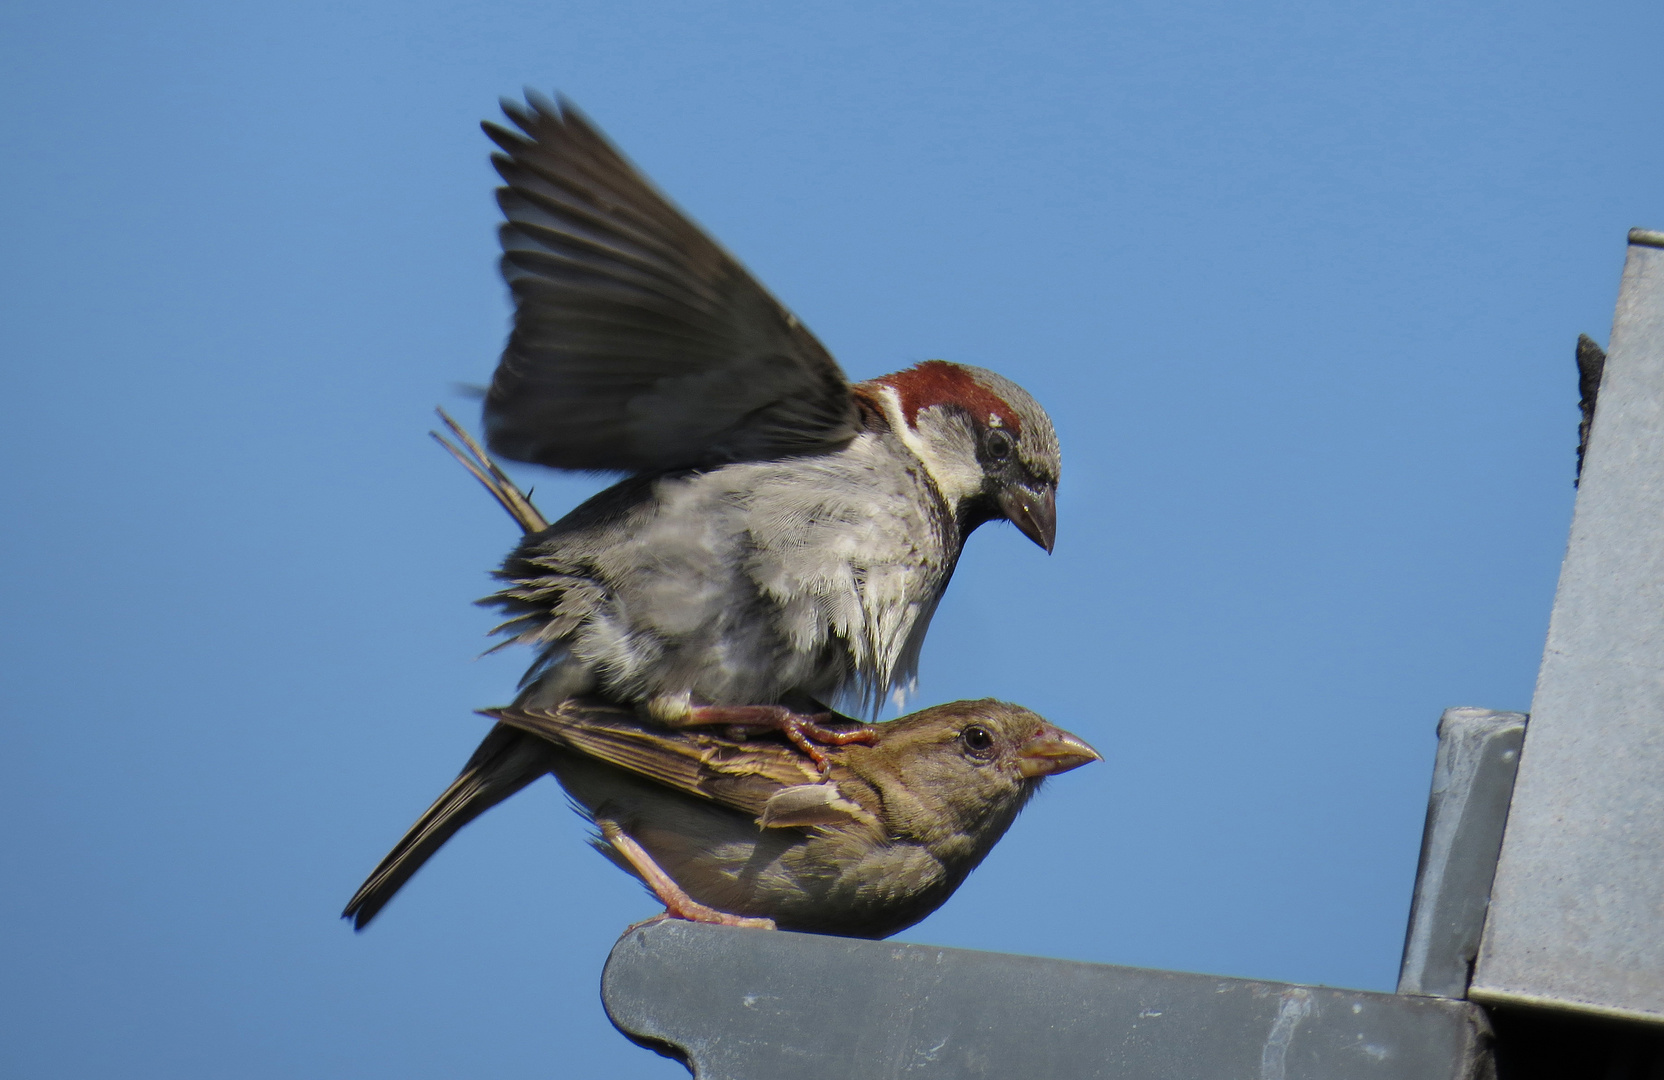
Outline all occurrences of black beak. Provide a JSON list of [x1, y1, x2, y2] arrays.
[[998, 483, 1057, 553]]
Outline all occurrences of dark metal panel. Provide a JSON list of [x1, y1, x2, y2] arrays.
[[1472, 234, 1664, 1023], [604, 922, 1494, 1080], [1398, 708, 1527, 999]]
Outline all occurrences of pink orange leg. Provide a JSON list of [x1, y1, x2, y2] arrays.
[[680, 704, 876, 774], [602, 822, 776, 931]]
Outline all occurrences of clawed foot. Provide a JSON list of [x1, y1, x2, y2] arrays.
[[605, 822, 777, 933], [623, 906, 777, 935], [681, 704, 876, 775]]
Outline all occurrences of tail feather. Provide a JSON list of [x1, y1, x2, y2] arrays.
[[343, 414, 559, 930], [342, 724, 557, 929]]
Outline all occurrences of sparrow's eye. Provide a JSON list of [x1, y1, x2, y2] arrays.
[[985, 428, 1014, 461], [960, 725, 996, 756]]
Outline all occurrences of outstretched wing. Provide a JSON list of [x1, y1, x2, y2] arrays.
[[481, 94, 860, 472]]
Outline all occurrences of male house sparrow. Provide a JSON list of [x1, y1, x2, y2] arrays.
[[489, 698, 1099, 937], [343, 95, 1060, 929]]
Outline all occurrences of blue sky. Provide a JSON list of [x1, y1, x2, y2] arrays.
[[2, 1, 1660, 1076]]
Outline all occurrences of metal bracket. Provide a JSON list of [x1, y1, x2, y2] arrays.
[[1398, 708, 1526, 999]]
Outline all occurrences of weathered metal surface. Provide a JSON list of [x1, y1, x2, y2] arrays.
[[1398, 708, 1527, 999], [1471, 234, 1664, 1023], [603, 921, 1495, 1080]]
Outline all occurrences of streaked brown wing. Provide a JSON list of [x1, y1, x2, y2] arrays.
[[481, 94, 860, 472], [484, 703, 825, 820]]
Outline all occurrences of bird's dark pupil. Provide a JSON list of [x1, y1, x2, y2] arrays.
[[963, 726, 992, 750], [988, 430, 1013, 458]]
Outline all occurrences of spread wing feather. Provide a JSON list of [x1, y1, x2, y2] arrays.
[[481, 94, 860, 472]]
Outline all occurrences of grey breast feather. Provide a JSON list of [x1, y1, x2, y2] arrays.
[[490, 430, 956, 717]]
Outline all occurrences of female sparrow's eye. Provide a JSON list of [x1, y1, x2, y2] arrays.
[[985, 428, 1014, 461], [961, 725, 995, 755]]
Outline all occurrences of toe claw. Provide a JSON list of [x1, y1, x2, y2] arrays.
[[678, 704, 873, 770]]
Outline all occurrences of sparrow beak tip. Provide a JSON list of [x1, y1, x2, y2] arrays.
[[1016, 727, 1101, 779], [1000, 485, 1058, 554]]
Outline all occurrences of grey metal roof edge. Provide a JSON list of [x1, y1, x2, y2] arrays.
[[603, 921, 1497, 1080]]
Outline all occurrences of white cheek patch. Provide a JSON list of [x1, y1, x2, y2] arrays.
[[873, 386, 984, 507]]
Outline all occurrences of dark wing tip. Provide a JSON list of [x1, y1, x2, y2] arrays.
[[481, 120, 527, 157], [524, 87, 560, 119], [501, 91, 541, 131]]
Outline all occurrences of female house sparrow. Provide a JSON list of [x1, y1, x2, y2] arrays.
[[343, 95, 1060, 929], [487, 698, 1099, 938]]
